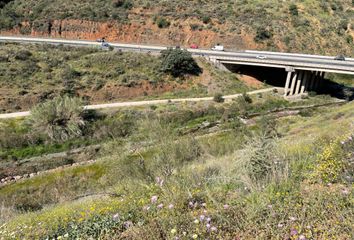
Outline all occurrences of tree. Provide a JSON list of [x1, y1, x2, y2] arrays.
[[28, 96, 86, 142], [160, 48, 202, 77], [289, 4, 298, 16]]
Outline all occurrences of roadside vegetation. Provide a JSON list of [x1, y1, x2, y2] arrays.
[[0, 43, 254, 113], [0, 0, 353, 54]]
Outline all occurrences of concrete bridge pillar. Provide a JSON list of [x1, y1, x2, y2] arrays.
[[284, 69, 322, 98], [295, 70, 304, 95], [300, 71, 309, 94], [289, 71, 298, 96], [284, 71, 292, 97]]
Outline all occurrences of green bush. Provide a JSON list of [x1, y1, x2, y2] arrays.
[[14, 50, 32, 60], [289, 4, 298, 16], [113, 0, 133, 9], [242, 93, 252, 104], [202, 15, 211, 24], [190, 23, 201, 31], [160, 48, 202, 77], [156, 17, 170, 28], [213, 93, 224, 103], [28, 96, 86, 142], [254, 27, 273, 42]]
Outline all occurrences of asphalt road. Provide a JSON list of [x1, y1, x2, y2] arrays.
[[0, 88, 282, 119], [0, 35, 353, 74]]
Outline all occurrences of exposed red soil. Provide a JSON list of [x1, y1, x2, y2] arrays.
[[236, 74, 263, 89], [1, 18, 258, 50]]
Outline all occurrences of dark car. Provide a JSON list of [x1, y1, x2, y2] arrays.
[[334, 55, 346, 61]]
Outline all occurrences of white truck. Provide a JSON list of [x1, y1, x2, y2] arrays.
[[211, 44, 224, 51]]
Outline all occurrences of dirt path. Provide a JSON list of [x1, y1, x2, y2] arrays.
[[0, 88, 282, 119]]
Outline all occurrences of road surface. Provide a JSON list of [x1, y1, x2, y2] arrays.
[[0, 35, 353, 75], [0, 88, 282, 119]]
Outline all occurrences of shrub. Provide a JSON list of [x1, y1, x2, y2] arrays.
[[242, 93, 252, 103], [190, 23, 201, 31], [92, 113, 136, 140], [160, 48, 202, 77], [14, 50, 32, 60], [254, 27, 272, 42], [213, 93, 224, 103], [310, 139, 346, 184], [156, 17, 170, 28], [202, 15, 211, 24], [113, 0, 133, 9], [289, 4, 298, 16], [27, 96, 86, 142]]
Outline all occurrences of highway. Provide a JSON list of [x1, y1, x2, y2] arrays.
[[0, 35, 353, 75]]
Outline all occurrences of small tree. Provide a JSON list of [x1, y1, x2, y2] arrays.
[[156, 17, 170, 28], [213, 93, 224, 103], [28, 96, 85, 142], [160, 48, 202, 77], [289, 4, 298, 16]]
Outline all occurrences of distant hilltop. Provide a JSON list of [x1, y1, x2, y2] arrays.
[[0, 0, 353, 55]]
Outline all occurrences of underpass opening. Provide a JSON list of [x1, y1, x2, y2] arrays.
[[222, 63, 287, 88]]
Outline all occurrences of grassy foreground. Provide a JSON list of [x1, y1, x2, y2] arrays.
[[0, 93, 353, 239]]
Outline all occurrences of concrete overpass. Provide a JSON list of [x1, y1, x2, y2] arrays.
[[1, 36, 353, 98], [208, 52, 354, 98]]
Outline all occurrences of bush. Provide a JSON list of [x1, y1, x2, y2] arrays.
[[156, 17, 170, 28], [92, 113, 136, 140], [254, 27, 272, 42], [213, 93, 224, 103], [242, 93, 252, 104], [112, 0, 133, 9], [190, 23, 201, 31], [310, 139, 346, 184], [160, 48, 202, 77], [202, 15, 211, 24], [14, 50, 32, 60], [28, 96, 86, 142], [289, 4, 298, 16]]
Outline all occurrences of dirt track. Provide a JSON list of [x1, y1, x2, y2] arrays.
[[0, 87, 282, 119]]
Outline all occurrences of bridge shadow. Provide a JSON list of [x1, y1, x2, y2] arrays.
[[317, 79, 354, 101], [223, 64, 288, 88]]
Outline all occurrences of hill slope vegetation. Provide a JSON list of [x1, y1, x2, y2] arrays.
[[0, 0, 353, 54]]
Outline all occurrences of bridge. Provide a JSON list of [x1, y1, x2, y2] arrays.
[[1, 36, 353, 98], [207, 50, 354, 98]]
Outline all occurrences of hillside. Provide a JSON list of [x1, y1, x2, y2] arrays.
[[0, 43, 254, 113], [0, 1, 354, 239], [0, 92, 353, 239], [0, 0, 353, 55]]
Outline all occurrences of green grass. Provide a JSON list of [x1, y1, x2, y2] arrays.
[[0, 138, 92, 160], [0, 95, 353, 239]]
